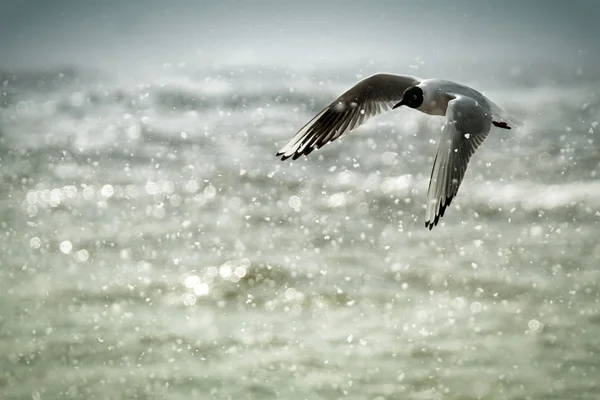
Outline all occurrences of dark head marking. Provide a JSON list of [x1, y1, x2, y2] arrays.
[[393, 86, 424, 109]]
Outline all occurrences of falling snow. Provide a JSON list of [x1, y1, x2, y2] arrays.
[[1, 3, 599, 400]]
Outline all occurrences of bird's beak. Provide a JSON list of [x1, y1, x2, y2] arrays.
[[392, 99, 405, 109]]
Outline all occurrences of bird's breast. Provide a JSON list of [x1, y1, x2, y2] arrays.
[[417, 80, 463, 116], [420, 97, 450, 116]]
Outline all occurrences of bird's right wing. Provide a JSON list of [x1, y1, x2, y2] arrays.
[[425, 94, 492, 230], [277, 73, 420, 160]]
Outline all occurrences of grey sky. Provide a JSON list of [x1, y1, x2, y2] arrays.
[[1, 0, 597, 78]]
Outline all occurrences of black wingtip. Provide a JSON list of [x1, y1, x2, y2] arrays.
[[439, 203, 447, 218], [277, 146, 317, 161], [425, 196, 454, 230], [277, 151, 291, 161]]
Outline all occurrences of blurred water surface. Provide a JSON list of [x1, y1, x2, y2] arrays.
[[1, 60, 600, 400]]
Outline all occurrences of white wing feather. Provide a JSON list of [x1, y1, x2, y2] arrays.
[[425, 95, 492, 229]]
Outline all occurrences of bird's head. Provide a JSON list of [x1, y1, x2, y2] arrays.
[[393, 86, 424, 109]]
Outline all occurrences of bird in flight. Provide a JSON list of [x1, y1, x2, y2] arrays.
[[276, 73, 523, 229]]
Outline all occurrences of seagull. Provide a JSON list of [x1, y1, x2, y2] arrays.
[[276, 73, 523, 229]]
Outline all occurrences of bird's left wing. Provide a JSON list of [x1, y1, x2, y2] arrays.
[[277, 73, 420, 160], [425, 94, 492, 230]]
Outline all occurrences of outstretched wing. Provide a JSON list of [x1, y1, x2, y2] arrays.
[[277, 73, 420, 161], [425, 95, 492, 230]]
